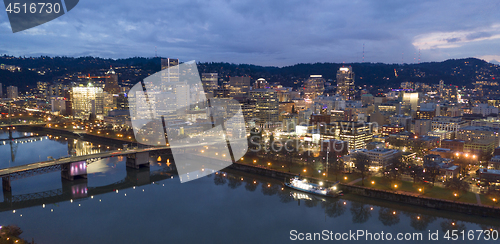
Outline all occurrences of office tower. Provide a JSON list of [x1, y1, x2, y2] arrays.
[[116, 93, 129, 110], [336, 67, 355, 100], [49, 83, 64, 97], [71, 83, 104, 120], [104, 67, 120, 94], [201, 73, 218, 96], [401, 91, 420, 113], [253, 78, 268, 89], [229, 76, 250, 97], [175, 81, 190, 113], [7, 85, 18, 99], [37, 81, 48, 98], [304, 75, 325, 99], [160, 58, 179, 91], [250, 89, 279, 125]]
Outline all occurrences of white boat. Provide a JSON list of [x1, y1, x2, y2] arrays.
[[285, 176, 342, 197]]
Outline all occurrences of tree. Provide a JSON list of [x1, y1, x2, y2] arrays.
[[444, 177, 470, 196], [354, 153, 371, 186], [326, 150, 344, 181], [248, 127, 262, 150], [384, 155, 403, 183], [423, 164, 440, 186]]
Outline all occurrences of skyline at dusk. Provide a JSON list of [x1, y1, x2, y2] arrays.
[[1, 0, 500, 66]]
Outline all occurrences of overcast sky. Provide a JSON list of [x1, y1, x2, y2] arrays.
[[1, 0, 500, 66]]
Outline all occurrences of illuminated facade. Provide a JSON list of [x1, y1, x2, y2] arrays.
[[104, 67, 120, 94], [71, 84, 104, 120], [304, 75, 325, 99], [336, 67, 355, 100], [250, 89, 279, 125], [201, 73, 218, 97]]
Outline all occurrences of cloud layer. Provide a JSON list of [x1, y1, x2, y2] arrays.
[[1, 0, 499, 66]]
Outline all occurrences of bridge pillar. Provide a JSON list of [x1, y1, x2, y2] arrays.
[[61, 161, 88, 181], [126, 152, 150, 169], [2, 176, 11, 192]]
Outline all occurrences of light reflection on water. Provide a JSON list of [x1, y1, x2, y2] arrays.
[[0, 131, 499, 243]]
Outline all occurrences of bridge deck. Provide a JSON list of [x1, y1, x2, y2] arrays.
[[0, 146, 169, 179]]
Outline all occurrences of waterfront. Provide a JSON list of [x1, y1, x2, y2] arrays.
[[1, 131, 500, 243]]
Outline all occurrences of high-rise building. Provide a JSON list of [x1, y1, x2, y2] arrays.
[[160, 58, 179, 91], [201, 73, 218, 97], [71, 84, 104, 120], [336, 67, 355, 100], [250, 89, 279, 125], [304, 75, 325, 99], [49, 83, 64, 97], [229, 76, 250, 97], [0, 83, 2, 98], [7, 85, 18, 99], [253, 78, 268, 90], [37, 81, 48, 98], [104, 67, 120, 94], [175, 81, 190, 113]]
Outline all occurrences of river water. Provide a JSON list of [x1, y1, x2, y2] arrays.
[[0, 130, 499, 243]]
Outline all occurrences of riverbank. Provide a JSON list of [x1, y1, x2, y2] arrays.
[[228, 161, 500, 218], [12, 125, 138, 148]]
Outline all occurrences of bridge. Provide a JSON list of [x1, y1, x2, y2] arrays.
[[0, 146, 171, 192]]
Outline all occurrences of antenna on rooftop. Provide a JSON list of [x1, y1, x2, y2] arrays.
[[418, 49, 421, 64], [362, 43, 365, 63], [155, 46, 158, 58]]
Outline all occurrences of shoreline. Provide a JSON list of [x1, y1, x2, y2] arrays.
[[228, 162, 500, 218]]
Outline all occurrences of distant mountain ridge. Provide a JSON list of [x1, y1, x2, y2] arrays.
[[0, 55, 498, 92]]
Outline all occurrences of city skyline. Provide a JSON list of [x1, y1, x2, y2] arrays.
[[0, 0, 499, 66]]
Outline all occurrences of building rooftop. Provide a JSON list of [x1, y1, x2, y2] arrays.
[[478, 168, 500, 175], [459, 126, 500, 132]]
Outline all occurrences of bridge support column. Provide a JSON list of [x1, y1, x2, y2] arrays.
[[2, 176, 11, 192], [126, 152, 150, 169], [61, 161, 88, 181]]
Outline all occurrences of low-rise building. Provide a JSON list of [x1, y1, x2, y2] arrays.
[[441, 139, 465, 152], [358, 148, 401, 171], [428, 129, 454, 140], [456, 126, 500, 147], [464, 139, 495, 158], [477, 168, 500, 183]]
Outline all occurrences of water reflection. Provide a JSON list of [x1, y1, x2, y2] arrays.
[[378, 207, 400, 226], [206, 170, 500, 232], [404, 212, 436, 231], [1, 132, 500, 242], [321, 199, 345, 218], [350, 202, 372, 224]]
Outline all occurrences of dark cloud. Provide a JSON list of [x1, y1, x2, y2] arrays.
[[0, 0, 499, 65], [446, 37, 462, 43], [465, 31, 492, 41]]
